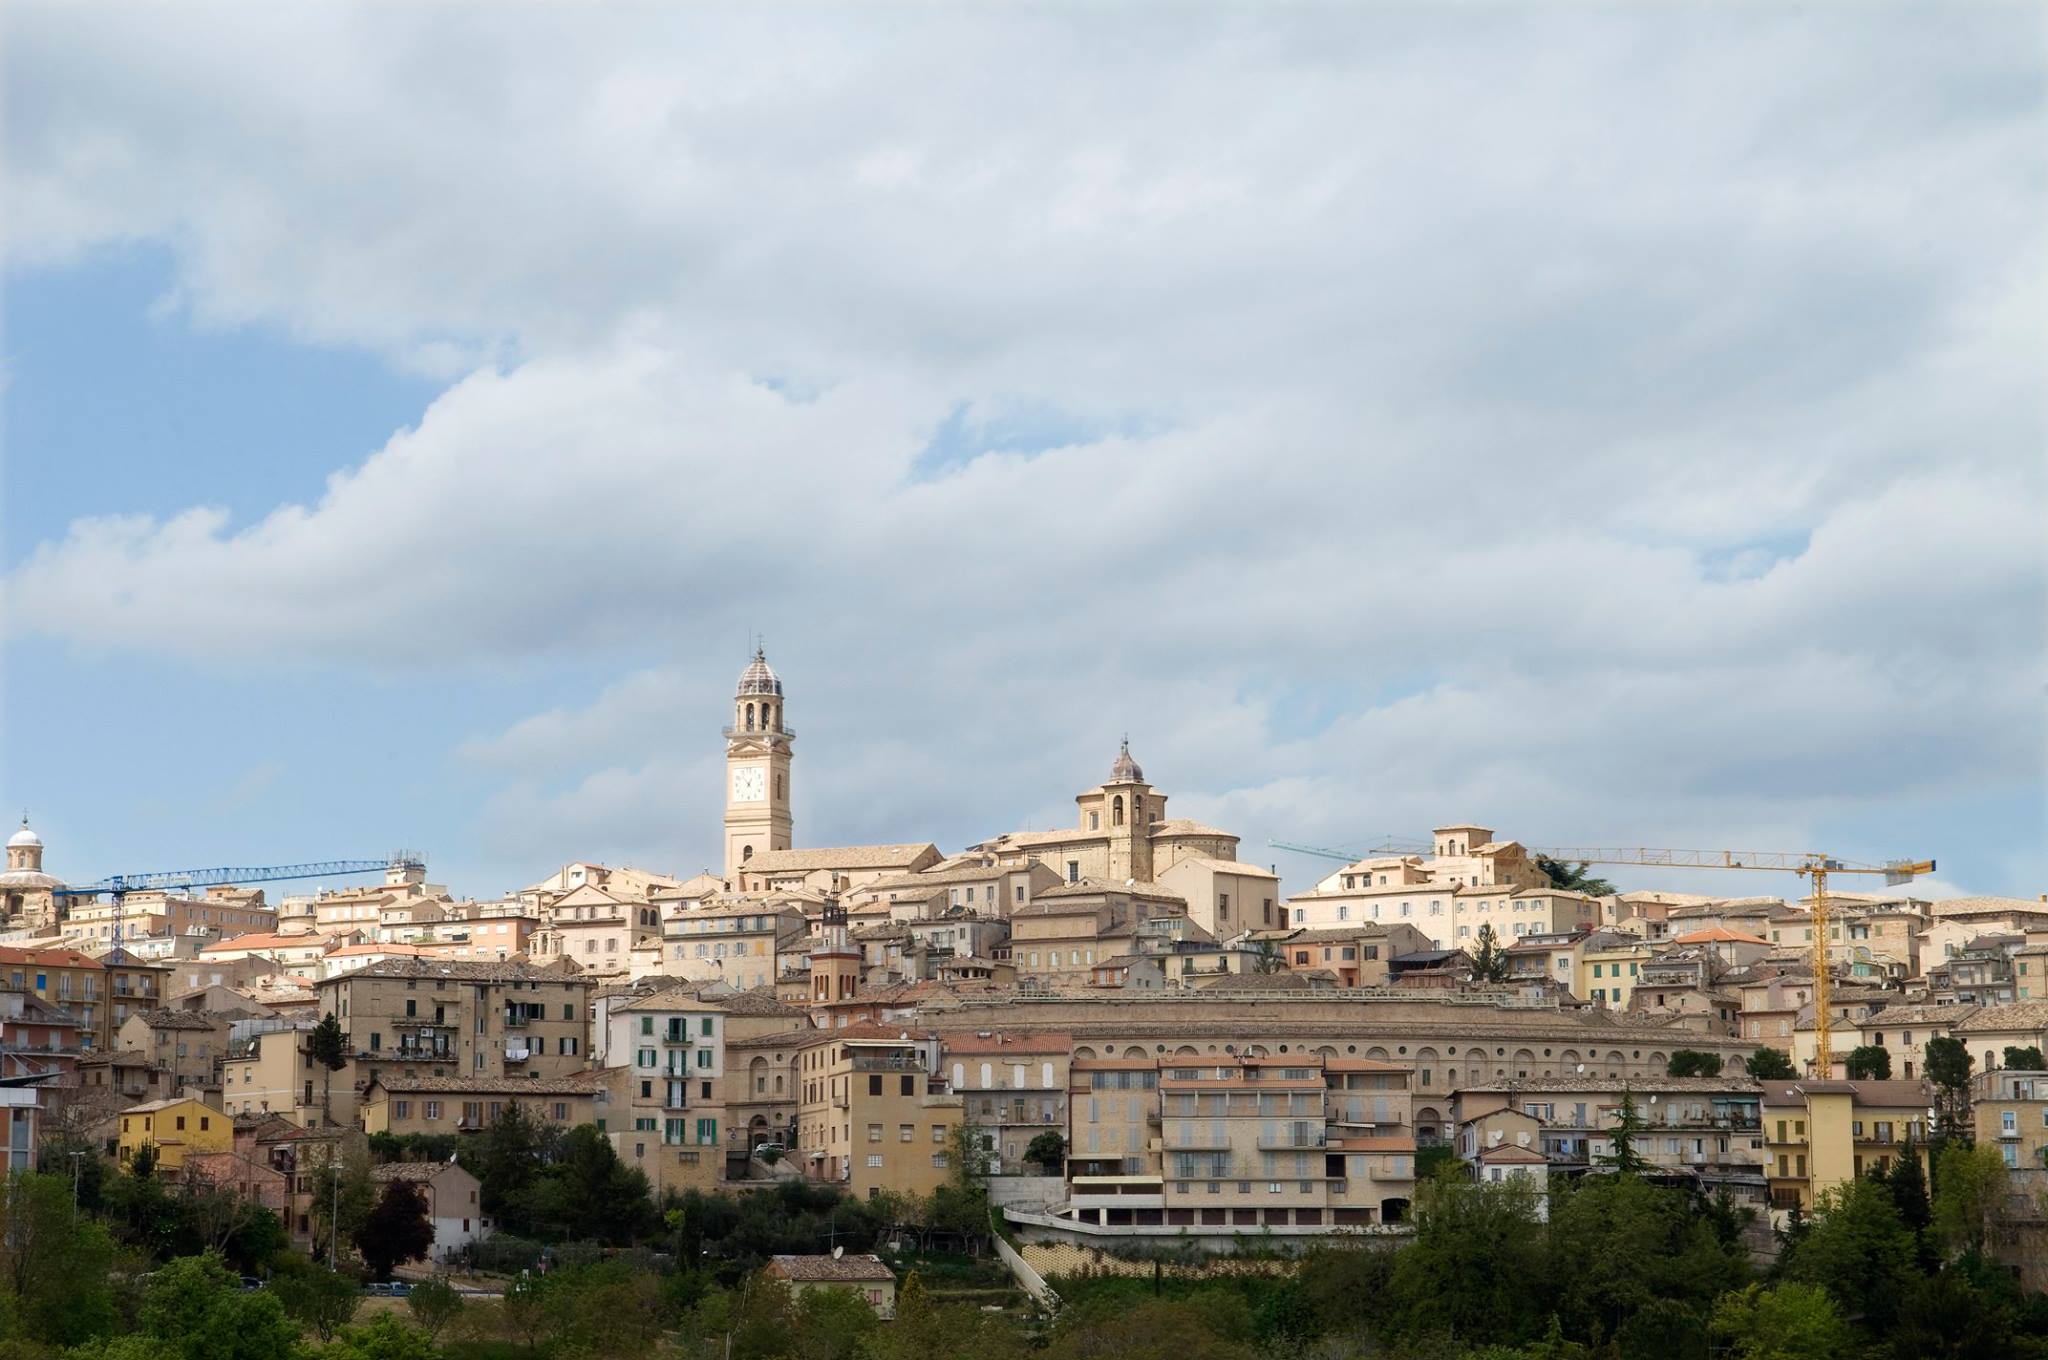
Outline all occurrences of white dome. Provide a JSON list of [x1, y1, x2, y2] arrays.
[[7, 820, 40, 850]]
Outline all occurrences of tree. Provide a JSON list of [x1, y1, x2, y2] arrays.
[[1924, 1037, 1974, 1137], [951, 1120, 994, 1186], [1388, 1169, 1546, 1345], [405, 1277, 463, 1341], [1024, 1131, 1065, 1173], [138, 1251, 300, 1360], [1933, 1141, 2010, 1260], [0, 1171, 121, 1345], [321, 1314, 440, 1360], [270, 1259, 361, 1342], [1598, 1091, 1649, 1175], [1709, 1283, 1854, 1360], [1535, 856, 1617, 898], [1471, 924, 1510, 983], [1745, 1048, 1796, 1080], [1249, 937, 1285, 975], [517, 1124, 656, 1244], [354, 1177, 434, 1281], [308, 1012, 349, 1127], [793, 1284, 881, 1360], [2003, 1045, 2046, 1071], [308, 1141, 377, 1268], [1888, 1138, 1934, 1235], [1544, 1174, 1744, 1343], [1845, 1045, 1892, 1080], [1781, 1179, 1917, 1331], [468, 1101, 547, 1224], [1667, 1050, 1723, 1078]]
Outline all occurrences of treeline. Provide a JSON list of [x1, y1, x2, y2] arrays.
[[1046, 1151, 2048, 1360]]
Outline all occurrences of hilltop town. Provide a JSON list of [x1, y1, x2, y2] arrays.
[[3, 649, 2044, 1296]]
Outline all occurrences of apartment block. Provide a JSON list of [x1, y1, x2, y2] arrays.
[[219, 1026, 361, 1127], [314, 959, 594, 1082], [942, 1031, 1068, 1174], [1456, 1076, 1766, 1202], [1063, 1054, 1419, 1234], [0, 945, 168, 1050], [115, 1009, 233, 1095], [1975, 1069, 2048, 1170], [1759, 1078, 1931, 1214], [600, 991, 725, 1152], [794, 1025, 962, 1199]]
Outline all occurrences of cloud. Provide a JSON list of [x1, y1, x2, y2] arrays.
[[3, 6, 2042, 892]]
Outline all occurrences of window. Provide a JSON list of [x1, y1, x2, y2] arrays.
[[424, 1101, 442, 1121], [1067, 861, 1080, 884], [899, 1124, 913, 1142], [868, 1124, 883, 1143], [932, 1125, 947, 1143]]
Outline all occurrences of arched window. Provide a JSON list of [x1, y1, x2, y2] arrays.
[[1112, 796, 1124, 827], [745, 703, 755, 730]]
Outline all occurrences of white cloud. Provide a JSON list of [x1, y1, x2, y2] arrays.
[[3, 5, 2042, 892]]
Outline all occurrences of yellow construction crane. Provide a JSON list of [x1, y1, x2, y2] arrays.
[[1271, 839, 1935, 1075]]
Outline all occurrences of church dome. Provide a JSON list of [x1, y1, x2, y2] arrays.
[[736, 647, 783, 698], [7, 819, 39, 850], [1110, 739, 1144, 783]]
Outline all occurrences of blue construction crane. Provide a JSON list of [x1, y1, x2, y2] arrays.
[[52, 852, 426, 948], [52, 853, 425, 900]]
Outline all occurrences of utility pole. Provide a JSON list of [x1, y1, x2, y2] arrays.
[[70, 1151, 84, 1217]]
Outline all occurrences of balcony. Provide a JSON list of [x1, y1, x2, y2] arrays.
[[661, 1030, 694, 1047], [1258, 1131, 1329, 1150], [502, 1012, 530, 1028], [504, 1045, 531, 1063], [850, 1055, 926, 1073], [395, 1044, 452, 1060]]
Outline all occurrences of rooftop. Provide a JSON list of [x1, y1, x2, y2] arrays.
[[768, 1254, 894, 1284]]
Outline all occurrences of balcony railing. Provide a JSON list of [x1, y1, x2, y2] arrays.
[[502, 1013, 531, 1028], [1258, 1131, 1328, 1150], [661, 1031, 693, 1046], [850, 1055, 926, 1073]]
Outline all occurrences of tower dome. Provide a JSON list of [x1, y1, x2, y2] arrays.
[[736, 646, 783, 698], [7, 817, 40, 851], [1110, 739, 1144, 783]]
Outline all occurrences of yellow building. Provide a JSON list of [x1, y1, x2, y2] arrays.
[[794, 1025, 962, 1199], [118, 1096, 231, 1169], [1576, 932, 1652, 1009], [1760, 1078, 1931, 1215]]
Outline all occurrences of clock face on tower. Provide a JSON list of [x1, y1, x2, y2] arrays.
[[731, 767, 766, 802]]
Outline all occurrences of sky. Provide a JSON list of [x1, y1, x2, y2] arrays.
[[2, 5, 2043, 906]]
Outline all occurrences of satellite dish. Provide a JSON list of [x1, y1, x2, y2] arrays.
[[1126, 879, 1135, 888], [832, 1245, 844, 1259]]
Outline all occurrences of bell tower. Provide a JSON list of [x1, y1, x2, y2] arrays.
[[1104, 739, 1154, 883], [724, 647, 794, 882]]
